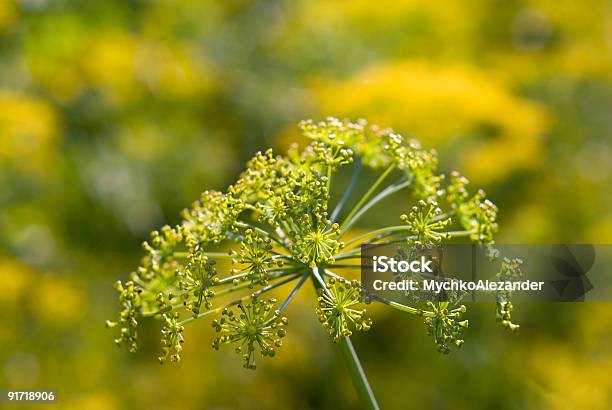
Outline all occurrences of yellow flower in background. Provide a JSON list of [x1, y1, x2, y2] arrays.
[[529, 304, 612, 410], [62, 393, 118, 410], [32, 275, 87, 327], [295, 0, 475, 39], [134, 41, 215, 99], [527, 0, 612, 79], [488, 0, 612, 84], [291, 0, 611, 82], [0, 91, 59, 174], [530, 343, 612, 410], [80, 31, 214, 103], [80, 31, 141, 102], [0, 258, 32, 304], [0, 258, 86, 327], [0, 0, 16, 32], [313, 60, 549, 183]]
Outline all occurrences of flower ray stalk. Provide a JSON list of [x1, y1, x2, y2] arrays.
[[330, 159, 362, 223], [340, 164, 396, 235]]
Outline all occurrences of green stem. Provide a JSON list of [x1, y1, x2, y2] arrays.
[[173, 251, 232, 259], [216, 266, 299, 286], [340, 177, 411, 237], [141, 269, 300, 317], [178, 273, 301, 326], [340, 228, 478, 256], [311, 267, 379, 409], [335, 254, 362, 261], [337, 338, 380, 410], [340, 164, 396, 235], [326, 163, 333, 195], [323, 264, 364, 269], [343, 226, 415, 250], [385, 299, 431, 317], [331, 159, 362, 223]]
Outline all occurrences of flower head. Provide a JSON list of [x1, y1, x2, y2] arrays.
[[137, 225, 183, 281], [316, 278, 372, 342], [496, 257, 522, 331], [446, 172, 498, 243], [212, 298, 288, 369], [299, 117, 363, 148], [106, 280, 142, 353], [181, 190, 243, 248], [401, 199, 451, 243], [159, 312, 185, 364], [293, 216, 342, 268], [230, 229, 280, 287], [423, 301, 469, 354], [177, 250, 219, 316]]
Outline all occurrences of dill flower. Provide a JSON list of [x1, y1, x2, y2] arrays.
[[212, 298, 288, 369], [159, 312, 185, 363], [106, 280, 142, 353], [316, 278, 372, 342], [293, 216, 342, 268], [400, 199, 451, 243], [177, 250, 219, 316], [230, 229, 280, 287], [423, 302, 469, 354], [108, 117, 521, 408], [496, 257, 522, 331]]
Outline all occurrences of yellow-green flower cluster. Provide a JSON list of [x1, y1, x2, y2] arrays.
[[400, 199, 451, 244], [423, 302, 469, 354], [177, 251, 219, 316], [106, 280, 142, 353], [496, 257, 522, 332], [316, 278, 372, 343], [108, 117, 519, 368], [230, 229, 280, 288], [212, 298, 288, 369]]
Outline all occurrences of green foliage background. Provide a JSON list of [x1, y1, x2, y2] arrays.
[[1, 0, 611, 408]]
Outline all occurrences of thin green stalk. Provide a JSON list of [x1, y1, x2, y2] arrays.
[[141, 269, 303, 318], [312, 267, 379, 410], [331, 160, 362, 223], [216, 266, 300, 286], [215, 268, 303, 294], [369, 294, 434, 318], [326, 163, 333, 196], [178, 273, 301, 326], [343, 226, 415, 250], [279, 272, 309, 311], [337, 338, 380, 410], [323, 264, 365, 269], [340, 164, 396, 235], [340, 228, 477, 256], [173, 251, 232, 259], [263, 272, 309, 327], [334, 254, 362, 261], [444, 229, 477, 237], [340, 177, 411, 236]]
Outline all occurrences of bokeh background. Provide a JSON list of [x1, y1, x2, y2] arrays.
[[1, 0, 612, 409]]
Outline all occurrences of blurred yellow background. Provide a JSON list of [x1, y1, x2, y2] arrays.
[[1, 0, 611, 409]]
